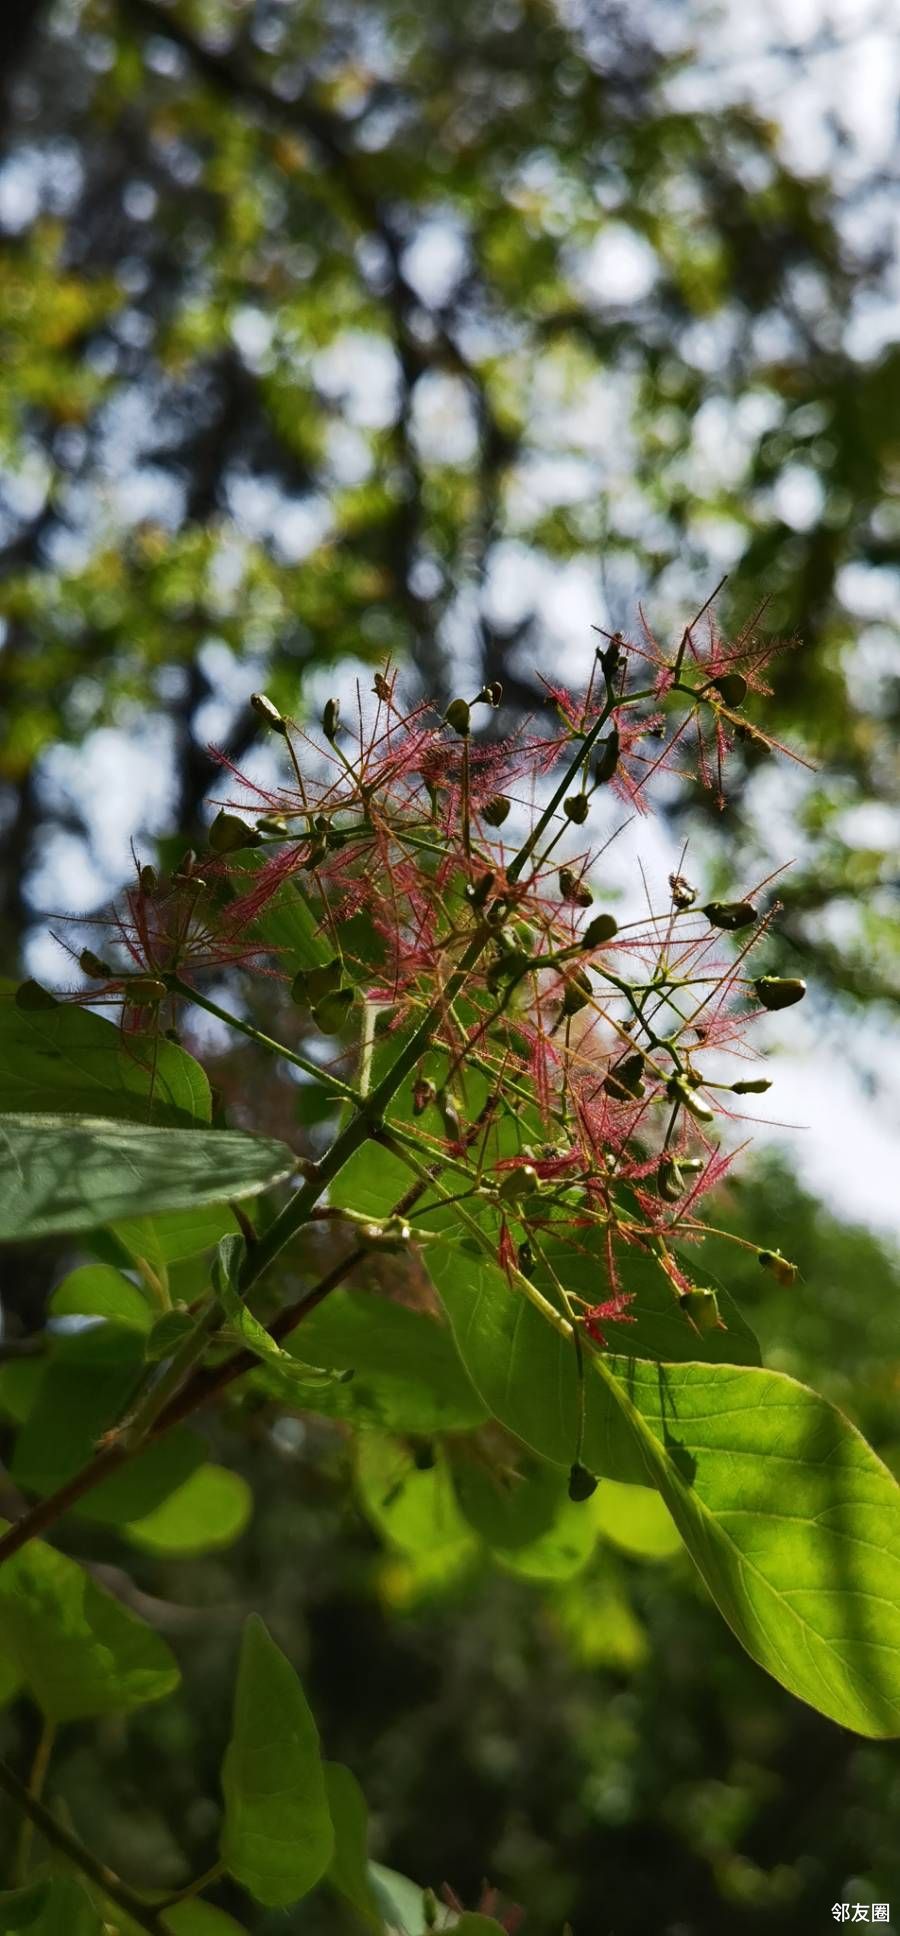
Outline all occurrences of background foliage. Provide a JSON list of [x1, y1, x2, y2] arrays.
[[0, 2, 898, 1932]]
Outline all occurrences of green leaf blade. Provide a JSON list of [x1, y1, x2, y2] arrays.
[[0, 1114, 295, 1240], [220, 1614, 334, 1907]]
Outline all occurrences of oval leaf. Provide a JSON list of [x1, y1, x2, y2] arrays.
[[0, 982, 210, 1126], [220, 1614, 334, 1906], [0, 1114, 295, 1241], [0, 1529, 179, 1720]]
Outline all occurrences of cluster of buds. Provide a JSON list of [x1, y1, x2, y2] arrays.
[[57, 607, 807, 1340]]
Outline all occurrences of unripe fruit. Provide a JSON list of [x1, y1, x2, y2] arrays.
[[604, 1052, 645, 1101], [711, 670, 748, 708], [558, 867, 592, 907], [444, 697, 471, 736], [563, 792, 589, 824], [79, 949, 113, 979], [758, 1248, 798, 1286], [482, 794, 510, 826], [568, 1461, 599, 1502], [562, 968, 593, 1016], [127, 977, 167, 1006], [250, 691, 287, 735], [583, 912, 618, 947], [322, 697, 341, 741], [208, 810, 262, 854], [594, 727, 620, 784], [702, 900, 757, 931], [312, 987, 354, 1032], [497, 1164, 539, 1202], [732, 1077, 773, 1094], [754, 976, 806, 1011], [679, 1288, 723, 1334]]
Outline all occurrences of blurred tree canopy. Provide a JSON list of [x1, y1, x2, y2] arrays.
[[0, 0, 897, 1012]]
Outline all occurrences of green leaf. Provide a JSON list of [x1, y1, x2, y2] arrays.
[[449, 1446, 567, 1551], [163, 1906, 249, 1936], [0, 1114, 295, 1241], [80, 1432, 209, 1529], [427, 1242, 646, 1483], [533, 1229, 761, 1366], [496, 1493, 598, 1582], [356, 1436, 475, 1561], [220, 1614, 334, 1906], [11, 1323, 145, 1495], [9, 1323, 207, 1528], [0, 1884, 50, 1932], [111, 1205, 237, 1265], [553, 1568, 648, 1671], [586, 1355, 900, 1737], [233, 853, 332, 976], [325, 1761, 384, 1932], [123, 1463, 252, 1555], [214, 1236, 346, 1398], [592, 1478, 683, 1562], [287, 1289, 487, 1436], [0, 1880, 102, 1935], [367, 1866, 454, 1935], [50, 1263, 154, 1331], [0, 982, 211, 1126], [0, 1528, 179, 1720]]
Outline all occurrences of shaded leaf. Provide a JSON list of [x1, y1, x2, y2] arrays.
[[0, 983, 210, 1126], [124, 1463, 252, 1556], [0, 1114, 295, 1241], [325, 1761, 384, 1932]]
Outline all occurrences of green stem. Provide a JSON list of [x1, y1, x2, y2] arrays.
[[15, 1719, 56, 1884], [0, 1757, 169, 1936], [166, 975, 361, 1105]]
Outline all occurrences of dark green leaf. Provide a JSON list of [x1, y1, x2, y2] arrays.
[[0, 1114, 295, 1241], [289, 1290, 487, 1435], [325, 1761, 384, 1932], [0, 982, 210, 1126], [50, 1263, 154, 1332]]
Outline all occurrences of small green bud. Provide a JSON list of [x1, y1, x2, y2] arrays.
[[126, 976, 167, 1006], [208, 809, 262, 854], [322, 697, 341, 741], [482, 794, 511, 827], [477, 680, 503, 707], [563, 792, 590, 824], [667, 1075, 714, 1123], [250, 691, 288, 735], [754, 976, 806, 1011], [562, 967, 593, 1016], [583, 912, 618, 948], [594, 726, 620, 784], [732, 1077, 773, 1095], [679, 1288, 723, 1334], [79, 949, 114, 979], [604, 1052, 645, 1101], [558, 867, 593, 907], [711, 670, 748, 708], [657, 1156, 685, 1202], [312, 987, 354, 1032], [444, 697, 471, 737], [139, 864, 158, 895], [568, 1461, 599, 1502], [703, 900, 757, 931], [758, 1248, 799, 1286]]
